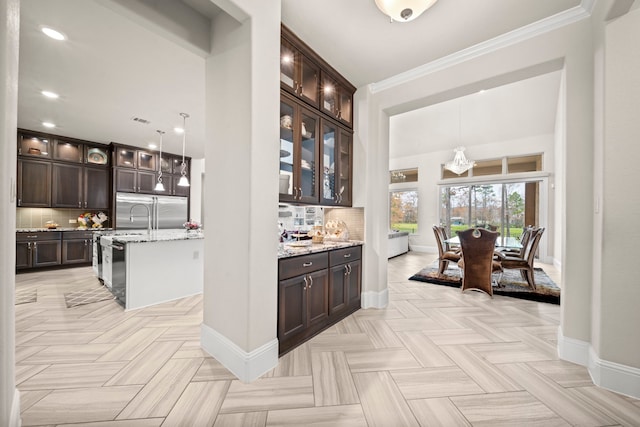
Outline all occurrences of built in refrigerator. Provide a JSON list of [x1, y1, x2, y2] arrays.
[[115, 192, 188, 230]]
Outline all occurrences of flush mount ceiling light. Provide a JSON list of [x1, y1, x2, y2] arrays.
[[41, 27, 66, 40], [177, 113, 190, 187], [154, 130, 166, 192], [374, 0, 438, 22], [41, 90, 59, 99], [42, 121, 56, 128]]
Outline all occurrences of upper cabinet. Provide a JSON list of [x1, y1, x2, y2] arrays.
[[279, 26, 356, 207], [18, 132, 52, 159]]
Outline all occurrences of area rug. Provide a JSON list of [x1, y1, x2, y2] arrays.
[[15, 289, 37, 305], [409, 264, 560, 304], [64, 286, 114, 308]]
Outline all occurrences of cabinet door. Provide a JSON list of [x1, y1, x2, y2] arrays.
[[17, 159, 51, 207], [115, 168, 137, 193], [298, 108, 319, 203], [137, 150, 157, 171], [115, 148, 136, 168], [329, 264, 348, 316], [53, 139, 83, 163], [347, 259, 362, 309], [62, 239, 91, 264], [278, 276, 307, 340], [155, 174, 172, 195], [52, 163, 83, 208], [279, 97, 297, 202], [320, 120, 338, 205], [298, 54, 320, 107], [18, 132, 51, 158], [137, 171, 156, 194], [306, 269, 328, 327], [338, 86, 353, 126], [86, 145, 110, 166], [16, 242, 31, 269], [172, 175, 190, 197], [321, 73, 339, 120], [32, 240, 61, 267], [84, 167, 110, 209], [336, 128, 352, 206]]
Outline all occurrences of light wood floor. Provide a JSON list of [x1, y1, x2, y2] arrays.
[[15, 252, 640, 426]]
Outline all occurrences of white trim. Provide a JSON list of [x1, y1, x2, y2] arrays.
[[407, 245, 435, 253], [370, 3, 591, 93], [361, 288, 389, 309], [589, 347, 640, 399], [553, 257, 562, 271], [9, 388, 20, 427], [200, 323, 278, 383], [557, 327, 640, 399], [557, 327, 590, 366]]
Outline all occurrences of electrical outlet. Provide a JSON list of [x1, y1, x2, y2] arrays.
[[69, 219, 77, 224]]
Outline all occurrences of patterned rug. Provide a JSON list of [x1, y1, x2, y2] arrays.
[[15, 289, 37, 305], [64, 286, 114, 308], [409, 263, 560, 304]]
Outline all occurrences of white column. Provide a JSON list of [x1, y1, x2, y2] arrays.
[[199, 0, 281, 382], [0, 0, 20, 424]]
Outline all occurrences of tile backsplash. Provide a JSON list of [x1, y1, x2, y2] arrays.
[[16, 208, 111, 229], [324, 207, 364, 241]]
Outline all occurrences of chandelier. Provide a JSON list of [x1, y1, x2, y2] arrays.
[[374, 0, 438, 22], [444, 146, 475, 175]]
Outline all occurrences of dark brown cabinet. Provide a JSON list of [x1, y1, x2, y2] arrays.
[[114, 169, 156, 194], [16, 232, 62, 270], [53, 139, 83, 163], [53, 163, 110, 209], [18, 132, 52, 158], [17, 159, 51, 207], [279, 26, 355, 206], [84, 167, 110, 209], [278, 245, 362, 355], [62, 231, 94, 264]]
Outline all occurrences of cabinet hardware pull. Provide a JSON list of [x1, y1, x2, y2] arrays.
[[348, 264, 352, 274], [84, 202, 87, 208], [344, 265, 349, 276], [303, 275, 308, 289], [344, 253, 351, 258], [17, 198, 21, 206], [78, 201, 81, 208], [308, 275, 313, 288], [27, 242, 31, 249], [303, 261, 313, 267], [299, 187, 303, 198], [33, 242, 37, 247]]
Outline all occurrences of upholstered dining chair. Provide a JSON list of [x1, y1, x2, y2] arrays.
[[500, 225, 534, 257], [433, 225, 461, 274], [495, 227, 545, 290], [456, 228, 501, 296]]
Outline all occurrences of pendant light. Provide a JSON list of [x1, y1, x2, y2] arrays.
[[444, 102, 475, 175], [154, 130, 166, 192], [177, 112, 190, 187]]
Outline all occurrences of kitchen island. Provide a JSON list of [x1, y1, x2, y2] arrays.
[[99, 229, 203, 310]]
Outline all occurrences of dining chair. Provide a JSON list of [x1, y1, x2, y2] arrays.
[[456, 228, 501, 296], [432, 225, 461, 274], [500, 225, 534, 257], [495, 227, 545, 290]]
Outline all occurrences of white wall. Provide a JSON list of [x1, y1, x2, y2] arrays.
[[0, 1, 20, 425], [189, 158, 205, 224], [389, 133, 556, 258]]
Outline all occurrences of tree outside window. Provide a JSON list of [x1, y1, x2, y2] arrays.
[[390, 190, 418, 233]]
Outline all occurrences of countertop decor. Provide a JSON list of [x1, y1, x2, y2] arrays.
[[278, 239, 363, 259]]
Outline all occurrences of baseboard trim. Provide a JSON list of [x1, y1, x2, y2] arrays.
[[200, 323, 278, 383], [589, 347, 640, 399], [557, 327, 589, 366], [407, 245, 436, 253], [558, 327, 640, 398], [10, 388, 20, 427], [361, 288, 388, 309]]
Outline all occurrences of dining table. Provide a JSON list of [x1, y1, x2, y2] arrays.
[[445, 235, 523, 250]]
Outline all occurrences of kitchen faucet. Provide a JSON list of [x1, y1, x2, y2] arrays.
[[129, 204, 152, 233]]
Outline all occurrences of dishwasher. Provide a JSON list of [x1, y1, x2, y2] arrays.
[[100, 236, 127, 307]]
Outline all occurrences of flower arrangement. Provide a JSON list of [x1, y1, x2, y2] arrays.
[[183, 219, 201, 230], [77, 211, 108, 229], [77, 213, 93, 229]]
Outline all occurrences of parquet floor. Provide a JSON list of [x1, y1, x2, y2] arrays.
[[15, 252, 640, 426]]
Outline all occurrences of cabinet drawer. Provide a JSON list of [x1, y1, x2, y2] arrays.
[[63, 231, 95, 240], [330, 245, 361, 266], [279, 252, 328, 280], [16, 232, 61, 241]]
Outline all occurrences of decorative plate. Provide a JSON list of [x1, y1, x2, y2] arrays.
[[87, 148, 107, 164]]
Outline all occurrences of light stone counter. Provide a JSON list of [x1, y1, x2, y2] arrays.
[[104, 229, 204, 244], [278, 240, 363, 259]]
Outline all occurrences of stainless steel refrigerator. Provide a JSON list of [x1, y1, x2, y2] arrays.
[[115, 192, 188, 230]]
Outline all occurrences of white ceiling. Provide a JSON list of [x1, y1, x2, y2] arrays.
[[17, 0, 583, 159]]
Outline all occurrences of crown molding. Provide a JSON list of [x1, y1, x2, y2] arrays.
[[370, 1, 593, 94]]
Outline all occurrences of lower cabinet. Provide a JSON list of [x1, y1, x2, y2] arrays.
[[16, 232, 62, 270], [278, 245, 362, 355], [62, 231, 94, 264]]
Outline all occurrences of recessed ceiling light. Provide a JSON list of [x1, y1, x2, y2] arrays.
[[148, 143, 157, 149], [41, 27, 66, 41], [42, 122, 56, 128], [41, 90, 59, 99], [174, 127, 184, 134]]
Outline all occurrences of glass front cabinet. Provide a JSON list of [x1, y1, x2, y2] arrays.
[[280, 37, 320, 108], [279, 95, 320, 204], [320, 119, 352, 206]]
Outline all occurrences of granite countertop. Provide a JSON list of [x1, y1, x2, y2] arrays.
[[17, 227, 113, 232], [278, 240, 363, 259], [101, 229, 204, 244]]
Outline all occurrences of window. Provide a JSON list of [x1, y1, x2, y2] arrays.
[[390, 190, 418, 233], [442, 154, 542, 179], [390, 168, 418, 184]]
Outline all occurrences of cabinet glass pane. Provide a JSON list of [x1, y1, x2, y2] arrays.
[[339, 130, 351, 201], [54, 140, 83, 163], [279, 101, 295, 196], [116, 149, 136, 167], [173, 158, 189, 175], [160, 156, 172, 173], [340, 90, 352, 123], [322, 122, 337, 202], [322, 77, 337, 115], [86, 146, 109, 166], [19, 134, 51, 158], [300, 112, 317, 199], [300, 57, 318, 104], [138, 151, 156, 170], [280, 41, 296, 90]]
